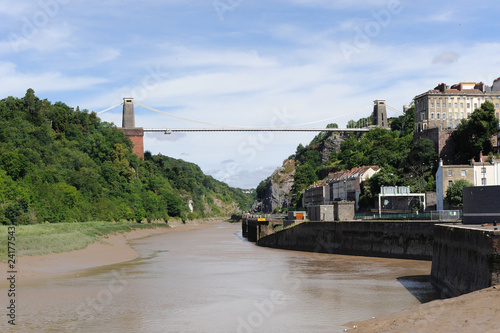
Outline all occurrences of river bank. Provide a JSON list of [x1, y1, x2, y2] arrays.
[[344, 285, 500, 332], [0, 221, 215, 283]]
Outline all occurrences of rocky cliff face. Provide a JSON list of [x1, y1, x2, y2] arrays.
[[261, 159, 295, 213], [259, 133, 347, 213], [319, 133, 346, 163]]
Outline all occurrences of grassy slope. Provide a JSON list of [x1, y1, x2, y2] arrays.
[[0, 222, 169, 261]]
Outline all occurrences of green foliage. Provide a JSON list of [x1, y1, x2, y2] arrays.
[[390, 106, 415, 135], [279, 108, 434, 210], [446, 179, 474, 207], [256, 177, 269, 201], [453, 101, 498, 163], [0, 90, 252, 224], [293, 163, 318, 192]]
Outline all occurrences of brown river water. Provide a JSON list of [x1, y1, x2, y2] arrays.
[[1, 222, 435, 332]]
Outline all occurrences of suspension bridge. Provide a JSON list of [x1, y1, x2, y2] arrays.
[[97, 97, 406, 158]]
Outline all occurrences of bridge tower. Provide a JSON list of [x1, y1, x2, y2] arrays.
[[372, 100, 389, 129], [118, 97, 144, 159]]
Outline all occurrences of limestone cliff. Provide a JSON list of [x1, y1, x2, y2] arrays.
[[319, 133, 346, 164], [261, 159, 295, 213]]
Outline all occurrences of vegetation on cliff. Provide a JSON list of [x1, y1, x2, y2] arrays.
[[0, 89, 252, 225], [257, 106, 440, 212], [259, 101, 498, 212]]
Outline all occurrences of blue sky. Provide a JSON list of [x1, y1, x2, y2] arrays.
[[1, 0, 499, 188]]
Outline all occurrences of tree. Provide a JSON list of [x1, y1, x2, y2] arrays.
[[256, 177, 269, 201], [453, 101, 498, 163], [446, 179, 473, 207], [346, 120, 357, 128], [293, 164, 318, 192]]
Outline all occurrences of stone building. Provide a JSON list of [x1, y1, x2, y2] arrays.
[[414, 78, 500, 133]]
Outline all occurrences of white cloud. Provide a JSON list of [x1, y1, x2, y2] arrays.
[[426, 11, 454, 22], [0, 62, 107, 96]]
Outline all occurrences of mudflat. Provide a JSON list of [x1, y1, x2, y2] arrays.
[[0, 222, 215, 283]]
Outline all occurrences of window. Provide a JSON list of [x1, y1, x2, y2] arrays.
[[482, 178, 487, 186], [448, 180, 453, 186], [448, 103, 452, 108], [460, 103, 464, 108], [454, 103, 458, 108], [431, 102, 435, 108], [467, 112, 471, 118], [443, 113, 446, 120], [461, 112, 464, 119], [461, 170, 467, 177], [496, 113, 499, 119], [455, 113, 458, 120], [437, 113, 440, 120], [474, 103, 478, 109], [437, 102, 440, 108], [448, 170, 453, 176], [431, 113, 434, 120], [421, 113, 424, 120], [467, 103, 470, 108], [496, 104, 499, 109], [482, 167, 486, 174]]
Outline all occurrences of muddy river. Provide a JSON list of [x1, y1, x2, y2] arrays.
[[1, 222, 435, 332]]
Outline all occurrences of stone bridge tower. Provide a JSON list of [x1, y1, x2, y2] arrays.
[[373, 100, 389, 129], [118, 97, 144, 159]]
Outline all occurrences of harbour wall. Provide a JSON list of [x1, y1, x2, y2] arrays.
[[430, 224, 500, 297], [256, 221, 435, 260]]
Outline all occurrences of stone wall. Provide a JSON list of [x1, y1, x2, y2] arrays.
[[431, 224, 500, 297], [307, 205, 334, 221], [256, 221, 434, 260], [413, 128, 455, 165], [333, 201, 355, 221]]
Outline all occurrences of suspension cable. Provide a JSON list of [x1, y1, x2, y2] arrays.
[[96, 102, 124, 115], [134, 101, 373, 129]]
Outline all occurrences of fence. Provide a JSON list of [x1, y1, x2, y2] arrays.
[[354, 212, 433, 220], [430, 210, 462, 221]]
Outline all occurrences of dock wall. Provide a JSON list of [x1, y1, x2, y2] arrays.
[[256, 221, 434, 260], [430, 224, 500, 297]]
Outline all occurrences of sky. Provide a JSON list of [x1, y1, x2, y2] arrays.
[[1, 0, 499, 189]]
